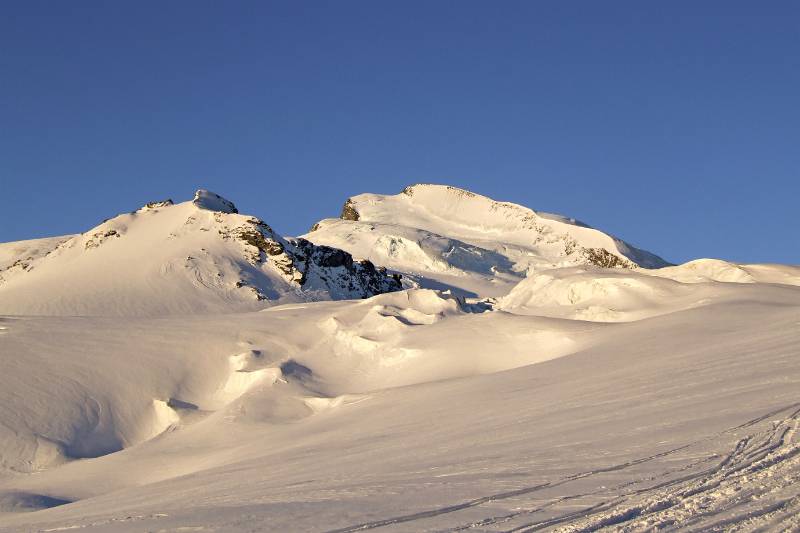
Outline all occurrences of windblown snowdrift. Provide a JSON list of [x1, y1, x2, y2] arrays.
[[0, 190, 401, 316]]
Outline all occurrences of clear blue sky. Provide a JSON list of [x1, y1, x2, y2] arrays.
[[2, 1, 798, 264]]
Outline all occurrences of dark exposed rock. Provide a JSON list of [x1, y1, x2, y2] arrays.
[[1, 258, 33, 273], [144, 199, 174, 209], [315, 247, 353, 269], [290, 238, 402, 296], [84, 229, 121, 250], [402, 184, 476, 198], [582, 248, 635, 269], [238, 229, 285, 257], [224, 218, 300, 280], [225, 214, 401, 299], [340, 199, 360, 221]]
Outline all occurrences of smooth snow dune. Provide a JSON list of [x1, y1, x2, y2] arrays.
[[497, 261, 800, 323], [741, 262, 800, 285], [497, 266, 712, 322], [645, 258, 757, 283], [0, 282, 798, 532], [0, 315, 240, 473], [306, 289, 588, 391], [644, 258, 800, 286], [0, 289, 588, 480]]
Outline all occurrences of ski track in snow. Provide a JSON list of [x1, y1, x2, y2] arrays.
[[327, 403, 800, 533]]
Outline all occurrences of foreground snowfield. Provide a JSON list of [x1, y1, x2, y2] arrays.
[[1, 187, 800, 532]]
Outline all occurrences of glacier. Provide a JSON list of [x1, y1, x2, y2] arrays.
[[0, 186, 799, 532]]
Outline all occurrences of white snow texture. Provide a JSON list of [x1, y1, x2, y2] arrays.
[[0, 185, 799, 532]]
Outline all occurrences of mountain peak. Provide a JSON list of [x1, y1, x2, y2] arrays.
[[193, 189, 238, 214], [401, 183, 478, 198], [0, 190, 402, 316], [305, 183, 671, 297]]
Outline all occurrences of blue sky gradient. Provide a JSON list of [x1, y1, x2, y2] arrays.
[[2, 1, 798, 264]]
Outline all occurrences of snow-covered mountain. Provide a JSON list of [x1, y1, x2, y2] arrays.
[[304, 184, 670, 297], [0, 235, 74, 271], [0, 190, 401, 316], [2, 185, 800, 532]]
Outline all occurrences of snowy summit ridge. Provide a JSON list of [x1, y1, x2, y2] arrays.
[[192, 189, 238, 214], [350, 183, 668, 268], [305, 183, 670, 297], [0, 189, 401, 316]]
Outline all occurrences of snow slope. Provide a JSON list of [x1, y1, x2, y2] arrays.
[[304, 184, 670, 297], [0, 235, 73, 271], [497, 259, 800, 322], [646, 257, 800, 285], [0, 190, 400, 316], [497, 267, 706, 322], [1, 185, 799, 532], [0, 281, 798, 531]]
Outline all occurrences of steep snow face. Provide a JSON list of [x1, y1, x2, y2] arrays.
[[304, 184, 670, 297], [0, 191, 400, 316]]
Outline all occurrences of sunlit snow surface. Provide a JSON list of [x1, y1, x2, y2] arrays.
[[1, 187, 800, 532], [303, 184, 671, 298]]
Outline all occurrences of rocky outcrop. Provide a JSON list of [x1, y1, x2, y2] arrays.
[[140, 199, 174, 211], [581, 247, 636, 269], [226, 216, 401, 298], [84, 229, 121, 250], [402, 184, 477, 199], [340, 199, 360, 221], [291, 238, 403, 297]]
